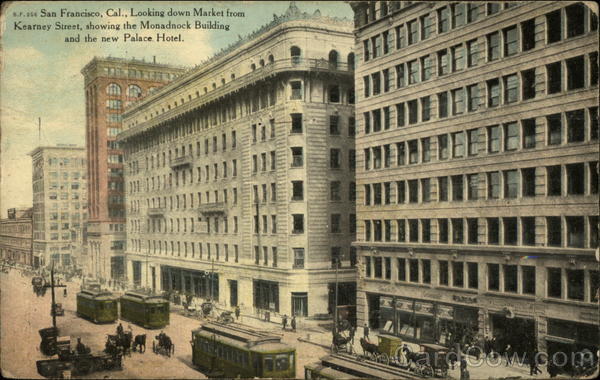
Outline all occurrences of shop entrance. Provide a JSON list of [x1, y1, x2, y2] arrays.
[[367, 293, 380, 329], [491, 314, 536, 356], [229, 280, 238, 307]]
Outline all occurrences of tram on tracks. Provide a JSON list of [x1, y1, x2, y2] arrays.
[[76, 289, 118, 323], [305, 353, 421, 379], [119, 292, 169, 329], [191, 322, 296, 378]]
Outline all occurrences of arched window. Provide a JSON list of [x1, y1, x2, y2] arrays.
[[260, 59, 265, 67], [329, 50, 339, 69], [251, 63, 256, 71], [290, 46, 301, 64], [128, 84, 142, 98], [347, 53, 355, 70], [221, 78, 226, 85], [204, 87, 208, 94], [231, 73, 236, 80], [107, 83, 121, 96], [268, 54, 275, 64], [212, 83, 216, 89]]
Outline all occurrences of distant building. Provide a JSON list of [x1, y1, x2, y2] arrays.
[[29, 146, 87, 268], [118, 3, 357, 317], [81, 57, 186, 280], [350, 1, 598, 357], [0, 208, 33, 266]]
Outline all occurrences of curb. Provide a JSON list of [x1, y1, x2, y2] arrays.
[[297, 336, 332, 350]]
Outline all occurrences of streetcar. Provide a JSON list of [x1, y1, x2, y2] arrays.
[[305, 353, 420, 379], [191, 322, 296, 378], [119, 292, 169, 329], [76, 289, 118, 323]]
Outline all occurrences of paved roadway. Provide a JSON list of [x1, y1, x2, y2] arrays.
[[1, 269, 328, 379]]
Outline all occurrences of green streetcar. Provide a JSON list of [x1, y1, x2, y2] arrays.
[[119, 292, 169, 329], [305, 353, 420, 379], [76, 289, 118, 323], [191, 322, 296, 378]]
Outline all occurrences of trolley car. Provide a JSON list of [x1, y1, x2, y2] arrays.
[[119, 292, 169, 329], [76, 289, 118, 323], [191, 322, 296, 378], [305, 353, 420, 380]]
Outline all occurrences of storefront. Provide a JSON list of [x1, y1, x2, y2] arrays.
[[161, 265, 219, 300], [490, 313, 536, 355], [546, 318, 599, 372], [378, 295, 478, 346], [253, 279, 279, 312]]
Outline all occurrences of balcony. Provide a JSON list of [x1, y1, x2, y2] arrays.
[[170, 155, 192, 169], [198, 202, 227, 215], [148, 208, 166, 217]]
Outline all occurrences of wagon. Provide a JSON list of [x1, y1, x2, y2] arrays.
[[415, 343, 449, 378]]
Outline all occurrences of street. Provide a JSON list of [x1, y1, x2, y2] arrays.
[[0, 268, 329, 379]]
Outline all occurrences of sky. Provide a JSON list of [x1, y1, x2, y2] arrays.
[[0, 1, 353, 215]]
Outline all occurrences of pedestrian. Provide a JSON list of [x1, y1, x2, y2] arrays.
[[349, 325, 356, 344], [460, 357, 467, 373], [505, 344, 513, 366], [235, 305, 240, 321], [282, 314, 288, 330], [63, 288, 67, 297], [529, 352, 542, 376], [547, 357, 558, 378], [117, 323, 124, 336], [460, 368, 470, 380], [363, 323, 369, 340], [291, 315, 296, 332]]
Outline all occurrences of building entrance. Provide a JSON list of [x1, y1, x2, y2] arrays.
[[291, 292, 308, 317]]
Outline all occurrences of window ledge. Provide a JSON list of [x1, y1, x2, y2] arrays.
[[542, 297, 597, 308]]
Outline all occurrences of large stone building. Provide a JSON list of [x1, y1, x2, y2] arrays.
[[0, 208, 33, 266], [81, 57, 185, 280], [29, 146, 87, 268], [118, 4, 357, 317], [350, 1, 598, 358]]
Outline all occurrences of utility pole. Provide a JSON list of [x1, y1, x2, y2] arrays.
[[44, 263, 66, 329], [333, 258, 339, 338]]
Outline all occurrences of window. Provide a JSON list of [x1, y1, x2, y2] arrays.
[[107, 83, 121, 95], [420, 56, 432, 82], [408, 140, 418, 164], [439, 260, 449, 286], [522, 216, 536, 245], [382, 31, 390, 54], [421, 178, 431, 202], [547, 267, 562, 298], [421, 138, 431, 163], [438, 50, 449, 76], [521, 19, 535, 51], [348, 117, 356, 137], [372, 35, 382, 58], [383, 69, 391, 92], [504, 265, 518, 292], [372, 109, 381, 132], [546, 216, 562, 247], [396, 64, 405, 88], [452, 175, 464, 201], [438, 6, 449, 33], [408, 20, 418, 45], [547, 114, 562, 145], [438, 177, 448, 202], [502, 217, 517, 245], [452, 88, 464, 115], [488, 263, 500, 291], [437, 92, 449, 119], [437, 218, 448, 243], [504, 170, 519, 198], [547, 10, 562, 43], [488, 32, 500, 61], [438, 134, 449, 160], [292, 214, 304, 233], [504, 122, 519, 151], [487, 79, 500, 107], [522, 69, 536, 100], [408, 60, 419, 84], [291, 46, 301, 63], [504, 74, 519, 104], [467, 129, 479, 156], [567, 56, 585, 90], [452, 218, 464, 244], [408, 219, 418, 242], [464, 40, 479, 69], [452, 261, 464, 287], [546, 62, 562, 94], [566, 3, 585, 38], [567, 163, 584, 195], [451, 45, 464, 72], [503, 26, 518, 57], [292, 181, 304, 201], [374, 257, 383, 278], [372, 72, 381, 95], [291, 113, 302, 133], [467, 85, 479, 112], [330, 181, 341, 201], [591, 162, 599, 194], [330, 149, 341, 169], [467, 174, 479, 200], [591, 52, 599, 86], [487, 218, 500, 244], [487, 3, 500, 15], [421, 14, 433, 40], [293, 248, 304, 268], [522, 168, 536, 197], [331, 214, 341, 233], [567, 216, 585, 248], [363, 76, 370, 98], [567, 109, 585, 143], [408, 100, 418, 124], [329, 115, 340, 135], [421, 96, 431, 122], [290, 81, 302, 100], [452, 132, 464, 158], [546, 165, 562, 196], [467, 262, 478, 289], [522, 118, 536, 149]]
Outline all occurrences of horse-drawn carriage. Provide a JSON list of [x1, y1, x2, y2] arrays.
[[32, 276, 46, 296], [359, 333, 404, 365], [153, 332, 175, 357], [409, 343, 450, 378], [36, 336, 123, 378]]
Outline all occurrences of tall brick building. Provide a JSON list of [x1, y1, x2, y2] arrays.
[[81, 57, 185, 280]]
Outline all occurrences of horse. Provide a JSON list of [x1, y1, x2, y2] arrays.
[[132, 334, 146, 353], [332, 332, 352, 353], [154, 333, 174, 357], [402, 345, 428, 370], [360, 337, 379, 357], [118, 331, 132, 356]]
